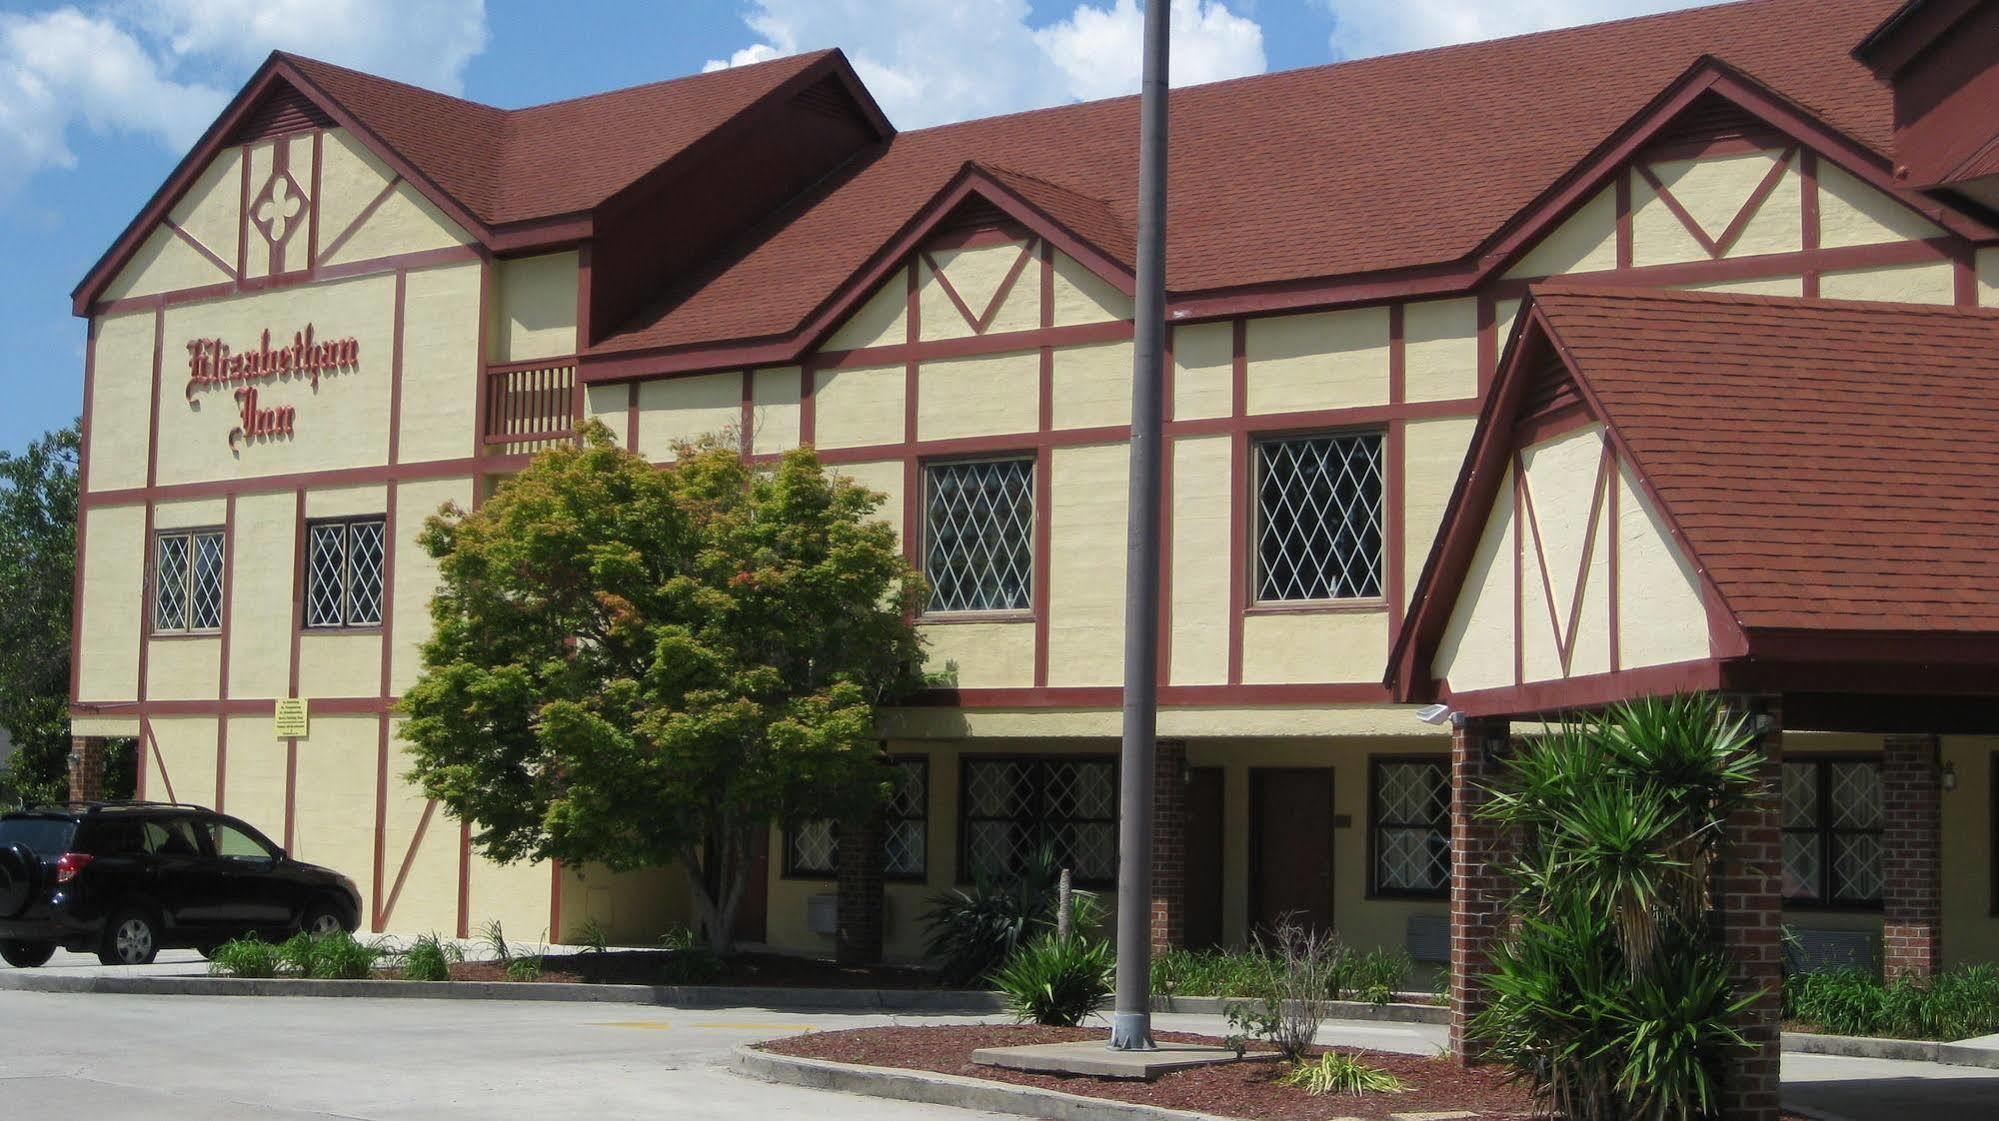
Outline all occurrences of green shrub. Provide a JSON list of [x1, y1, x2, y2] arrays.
[[575, 918, 611, 954], [1470, 695, 1766, 1121], [657, 925, 698, 952], [1786, 965, 1999, 1041], [309, 931, 384, 979], [401, 933, 461, 982], [505, 955, 545, 982], [659, 948, 722, 985], [922, 846, 1098, 987], [207, 935, 284, 978], [1151, 943, 1410, 1004], [1278, 1052, 1407, 1096], [477, 918, 512, 963], [990, 936, 1114, 1026]]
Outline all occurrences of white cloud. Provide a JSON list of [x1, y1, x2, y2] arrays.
[[701, 0, 1266, 130], [127, 0, 489, 94], [1316, 0, 1712, 60], [1036, 0, 1266, 104], [0, 0, 488, 200], [0, 8, 227, 195]]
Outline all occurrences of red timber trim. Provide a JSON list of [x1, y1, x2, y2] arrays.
[[284, 487, 305, 852], [738, 369, 754, 456], [1485, 237, 1961, 301], [797, 364, 816, 446], [90, 243, 481, 318], [1226, 319, 1248, 686], [921, 239, 1036, 334], [1510, 437, 1613, 678], [214, 492, 237, 810], [456, 821, 472, 939], [1633, 147, 1796, 259], [165, 220, 238, 282], [370, 478, 399, 931], [1441, 657, 1726, 718], [83, 452, 533, 510], [235, 143, 252, 280], [377, 797, 438, 931], [1614, 169, 1634, 270], [1606, 449, 1622, 674], [914, 682, 1393, 708], [1510, 466, 1524, 686], [550, 860, 565, 942], [142, 719, 177, 804], [625, 382, 640, 450], [389, 270, 407, 464], [307, 130, 323, 270], [1385, 305, 1407, 638], [371, 716, 390, 931], [1952, 242, 1979, 307], [69, 323, 97, 707], [317, 174, 403, 267], [1033, 243, 1055, 688], [574, 243, 594, 351], [473, 252, 495, 458]]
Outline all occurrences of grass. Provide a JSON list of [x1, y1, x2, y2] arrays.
[[1278, 1052, 1408, 1096], [1150, 945, 1415, 1005], [1786, 964, 1999, 1041], [505, 955, 545, 982], [400, 932, 462, 982], [209, 930, 383, 980]]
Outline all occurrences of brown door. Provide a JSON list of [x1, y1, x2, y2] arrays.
[[732, 828, 770, 944], [1184, 767, 1225, 949], [1249, 768, 1334, 939]]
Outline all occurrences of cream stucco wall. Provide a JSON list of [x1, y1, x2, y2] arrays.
[[923, 621, 1035, 688], [1631, 151, 1802, 266], [1403, 299, 1478, 403], [75, 504, 146, 703], [1168, 435, 1231, 686], [635, 372, 740, 460], [1431, 464, 1517, 692], [492, 252, 579, 363], [920, 241, 1037, 340], [825, 267, 909, 351], [1507, 183, 1616, 277], [1170, 320, 1231, 421], [398, 261, 483, 464], [1818, 260, 1958, 304], [1402, 417, 1477, 608], [1050, 341, 1133, 430], [87, 310, 157, 494], [1516, 426, 1614, 682], [750, 366, 802, 455], [1047, 443, 1129, 685], [1614, 461, 1710, 670], [1243, 307, 1389, 415], [813, 365, 903, 450], [1817, 162, 1945, 248], [917, 350, 1038, 440]]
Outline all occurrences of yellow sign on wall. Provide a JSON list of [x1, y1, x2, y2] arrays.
[[274, 698, 310, 739]]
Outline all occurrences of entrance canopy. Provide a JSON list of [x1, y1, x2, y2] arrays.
[[1389, 285, 1999, 730]]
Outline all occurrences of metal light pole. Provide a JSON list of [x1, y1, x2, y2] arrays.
[[1109, 0, 1169, 1053]]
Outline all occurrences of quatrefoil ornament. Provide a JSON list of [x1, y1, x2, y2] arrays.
[[252, 172, 306, 246]]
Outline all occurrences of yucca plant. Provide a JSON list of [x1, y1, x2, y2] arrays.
[[990, 935, 1114, 1026], [922, 845, 1099, 986], [1471, 693, 1764, 1121]]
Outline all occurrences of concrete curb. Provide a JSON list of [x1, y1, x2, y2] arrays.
[[0, 970, 1009, 1012], [732, 1044, 1239, 1121], [1148, 994, 1447, 1025], [1781, 1031, 1942, 1064]]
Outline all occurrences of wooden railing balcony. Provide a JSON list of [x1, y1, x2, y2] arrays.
[[482, 358, 580, 448]]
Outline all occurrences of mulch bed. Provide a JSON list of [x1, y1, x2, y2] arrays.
[[759, 1024, 1535, 1121], [443, 949, 945, 989]]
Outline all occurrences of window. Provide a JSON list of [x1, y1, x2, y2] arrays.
[[923, 458, 1033, 614], [1255, 432, 1384, 602], [207, 819, 277, 861], [961, 757, 1117, 886], [1782, 759, 1884, 906], [785, 759, 929, 880], [142, 818, 204, 858], [1370, 758, 1450, 898], [305, 517, 386, 629], [153, 529, 225, 633]]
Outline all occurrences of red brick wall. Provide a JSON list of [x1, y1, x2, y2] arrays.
[[835, 813, 885, 965], [1151, 740, 1188, 954], [1719, 696, 1784, 1121], [1448, 716, 1510, 1062], [68, 737, 106, 803], [1881, 733, 1942, 980]]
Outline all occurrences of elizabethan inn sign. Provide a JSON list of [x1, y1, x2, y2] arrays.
[[182, 325, 360, 449]]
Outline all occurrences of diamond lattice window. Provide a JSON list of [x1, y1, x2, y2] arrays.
[[1255, 433, 1384, 602], [1372, 759, 1450, 897], [1782, 759, 1884, 905], [153, 529, 225, 634], [305, 518, 387, 629], [784, 759, 928, 879], [961, 757, 1117, 886], [924, 458, 1033, 613]]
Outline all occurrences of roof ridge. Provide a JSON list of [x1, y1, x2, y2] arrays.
[[1530, 282, 1999, 320], [505, 48, 834, 116]]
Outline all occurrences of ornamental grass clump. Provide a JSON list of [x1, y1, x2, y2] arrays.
[[1470, 694, 1765, 1121], [990, 935, 1114, 1026], [400, 932, 461, 982], [1786, 964, 1999, 1041], [1279, 1051, 1407, 1096], [207, 934, 283, 978]]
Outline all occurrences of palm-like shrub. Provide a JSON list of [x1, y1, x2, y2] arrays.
[[922, 845, 1100, 987], [991, 935, 1115, 1026], [1471, 694, 1765, 1121]]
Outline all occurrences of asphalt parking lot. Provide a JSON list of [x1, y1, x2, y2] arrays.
[[3, 951, 1993, 1121]]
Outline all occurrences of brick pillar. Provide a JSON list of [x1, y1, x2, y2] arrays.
[[1718, 695, 1784, 1121], [1150, 740, 1188, 954], [835, 812, 885, 965], [1448, 715, 1511, 1063], [1882, 734, 1943, 980], [67, 737, 107, 803]]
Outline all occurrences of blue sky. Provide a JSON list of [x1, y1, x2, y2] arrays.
[[0, 0, 1707, 456]]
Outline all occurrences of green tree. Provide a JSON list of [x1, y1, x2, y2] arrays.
[[400, 424, 927, 950], [0, 423, 132, 806]]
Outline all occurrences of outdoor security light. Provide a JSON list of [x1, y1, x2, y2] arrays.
[[1414, 703, 1454, 726]]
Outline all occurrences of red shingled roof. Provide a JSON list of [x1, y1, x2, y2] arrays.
[[595, 0, 1905, 357], [283, 49, 836, 224], [1531, 286, 1999, 634]]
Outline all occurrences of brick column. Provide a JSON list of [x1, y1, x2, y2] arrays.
[[835, 813, 885, 965], [67, 737, 107, 803], [1718, 695, 1784, 1121], [1448, 715, 1511, 1063], [1150, 740, 1188, 954], [1882, 733, 1943, 980]]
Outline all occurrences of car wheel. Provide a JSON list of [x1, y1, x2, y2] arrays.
[[301, 901, 346, 938], [0, 939, 56, 968], [98, 908, 161, 966]]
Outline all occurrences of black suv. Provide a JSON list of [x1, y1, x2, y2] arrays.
[[0, 801, 362, 967]]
